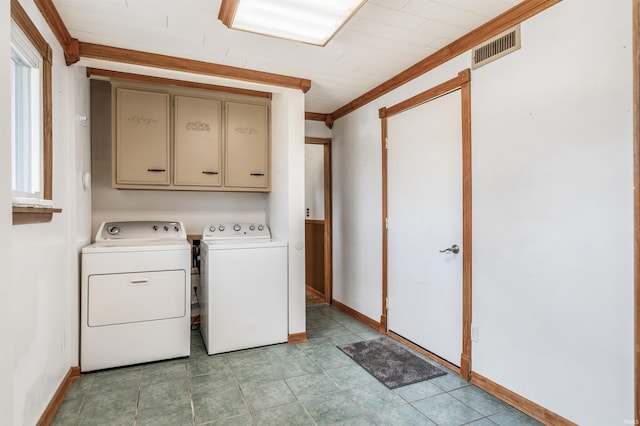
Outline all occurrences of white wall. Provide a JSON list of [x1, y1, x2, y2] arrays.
[[331, 1, 634, 424], [68, 66, 93, 366], [305, 120, 332, 139], [269, 90, 306, 335], [3, 2, 93, 425], [471, 2, 633, 423], [0, 2, 15, 425], [332, 105, 388, 320]]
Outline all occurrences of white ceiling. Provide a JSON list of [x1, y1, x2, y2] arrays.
[[53, 0, 522, 113]]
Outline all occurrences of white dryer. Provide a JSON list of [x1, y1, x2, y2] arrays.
[[200, 223, 288, 355], [81, 221, 191, 372]]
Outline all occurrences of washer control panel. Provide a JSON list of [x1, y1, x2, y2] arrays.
[[202, 223, 270, 241], [96, 221, 186, 241]]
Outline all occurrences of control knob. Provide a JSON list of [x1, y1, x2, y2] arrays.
[[209, 225, 216, 232], [249, 224, 255, 231], [106, 225, 120, 235], [257, 224, 264, 231], [219, 225, 225, 231], [233, 224, 241, 232]]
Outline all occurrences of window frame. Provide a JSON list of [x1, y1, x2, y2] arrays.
[[10, 0, 60, 225], [11, 20, 45, 205]]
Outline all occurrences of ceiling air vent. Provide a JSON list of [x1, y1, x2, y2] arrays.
[[472, 25, 521, 69]]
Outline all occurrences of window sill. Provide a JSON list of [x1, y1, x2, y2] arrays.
[[12, 205, 62, 225]]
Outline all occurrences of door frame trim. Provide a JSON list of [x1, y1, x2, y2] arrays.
[[379, 69, 472, 379], [305, 137, 333, 303]]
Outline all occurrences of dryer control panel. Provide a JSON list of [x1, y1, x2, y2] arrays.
[[202, 223, 271, 241], [96, 221, 186, 241]]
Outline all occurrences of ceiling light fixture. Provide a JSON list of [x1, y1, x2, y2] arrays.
[[218, 0, 365, 46]]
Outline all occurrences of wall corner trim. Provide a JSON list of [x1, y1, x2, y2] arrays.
[[78, 42, 311, 93], [324, 115, 334, 129], [287, 332, 308, 344], [332, 299, 381, 331], [458, 69, 471, 83], [305, 112, 334, 129], [86, 68, 273, 99], [471, 372, 577, 426], [305, 112, 326, 121], [301, 80, 312, 94], [218, 0, 239, 28], [33, 0, 80, 65], [305, 137, 331, 145], [37, 367, 81, 426]]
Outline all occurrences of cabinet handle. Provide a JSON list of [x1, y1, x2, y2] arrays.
[[147, 168, 166, 172], [202, 171, 219, 175], [250, 173, 265, 176]]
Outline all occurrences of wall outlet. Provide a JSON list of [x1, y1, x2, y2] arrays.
[[78, 114, 89, 127], [471, 325, 478, 343]]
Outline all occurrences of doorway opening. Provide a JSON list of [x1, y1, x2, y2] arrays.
[[305, 137, 333, 306]]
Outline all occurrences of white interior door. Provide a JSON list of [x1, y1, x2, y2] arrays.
[[387, 89, 463, 366]]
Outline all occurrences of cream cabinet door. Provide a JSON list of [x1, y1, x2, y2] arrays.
[[225, 102, 269, 189], [174, 96, 222, 186], [115, 88, 170, 185]]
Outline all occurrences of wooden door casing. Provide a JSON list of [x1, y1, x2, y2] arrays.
[[380, 70, 472, 378], [305, 220, 325, 298], [304, 138, 332, 304]]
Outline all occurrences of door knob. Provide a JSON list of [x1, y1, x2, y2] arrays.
[[439, 244, 460, 254]]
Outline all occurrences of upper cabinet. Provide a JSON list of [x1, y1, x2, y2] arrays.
[[115, 89, 170, 186], [112, 84, 271, 192], [174, 96, 222, 187], [225, 102, 269, 189]]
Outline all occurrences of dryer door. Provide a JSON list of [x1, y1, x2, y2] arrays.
[[87, 270, 186, 327]]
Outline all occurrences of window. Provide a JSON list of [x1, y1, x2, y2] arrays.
[[10, 0, 59, 224], [11, 20, 46, 206]]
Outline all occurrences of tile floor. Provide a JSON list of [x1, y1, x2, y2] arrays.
[[53, 304, 542, 425]]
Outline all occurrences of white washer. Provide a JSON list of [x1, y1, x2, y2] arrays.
[[81, 221, 191, 372], [200, 223, 288, 355]]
